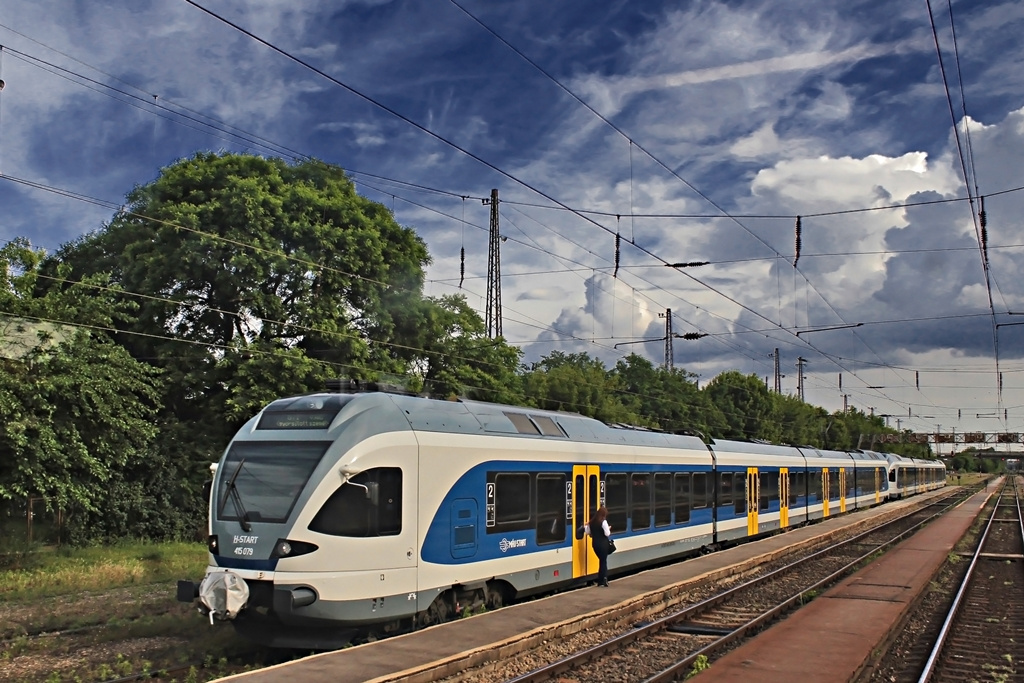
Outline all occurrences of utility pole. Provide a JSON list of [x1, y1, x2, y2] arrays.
[[843, 394, 849, 412], [659, 309, 674, 370], [484, 189, 502, 338], [768, 349, 781, 392], [796, 356, 808, 401]]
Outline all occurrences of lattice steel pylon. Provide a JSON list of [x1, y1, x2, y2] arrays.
[[660, 309, 674, 370], [484, 189, 502, 338]]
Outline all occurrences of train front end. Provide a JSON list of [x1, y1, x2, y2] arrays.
[[177, 390, 418, 649]]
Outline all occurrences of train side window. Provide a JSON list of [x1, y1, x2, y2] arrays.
[[719, 472, 732, 508], [631, 473, 652, 530], [536, 473, 566, 544], [495, 473, 531, 524], [309, 467, 402, 537], [788, 471, 799, 506], [605, 473, 628, 534], [654, 473, 672, 527], [733, 472, 745, 514], [758, 472, 771, 511], [812, 469, 823, 502], [692, 473, 708, 509], [674, 473, 691, 523]]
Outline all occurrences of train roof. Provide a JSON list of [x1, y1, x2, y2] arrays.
[[254, 391, 711, 452]]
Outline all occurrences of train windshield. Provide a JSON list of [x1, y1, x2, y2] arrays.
[[216, 441, 331, 525]]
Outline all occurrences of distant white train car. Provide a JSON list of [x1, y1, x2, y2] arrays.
[[178, 389, 943, 649], [884, 452, 947, 497]]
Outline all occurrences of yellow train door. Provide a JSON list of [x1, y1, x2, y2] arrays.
[[572, 465, 601, 580], [746, 468, 759, 535], [780, 468, 789, 528], [874, 467, 881, 504], [839, 468, 847, 513], [822, 468, 830, 517]]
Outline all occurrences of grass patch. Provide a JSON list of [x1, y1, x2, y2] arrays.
[[0, 541, 208, 601]]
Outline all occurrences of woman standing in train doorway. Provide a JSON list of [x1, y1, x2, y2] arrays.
[[585, 506, 612, 587]]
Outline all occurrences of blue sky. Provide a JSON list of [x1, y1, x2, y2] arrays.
[[2, 0, 1024, 446]]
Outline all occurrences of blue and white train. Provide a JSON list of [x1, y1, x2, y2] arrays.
[[178, 387, 945, 649]]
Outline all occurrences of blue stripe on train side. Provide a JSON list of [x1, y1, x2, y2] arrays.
[[421, 461, 717, 565]]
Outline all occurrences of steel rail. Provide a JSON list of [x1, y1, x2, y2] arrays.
[[916, 478, 1016, 682]]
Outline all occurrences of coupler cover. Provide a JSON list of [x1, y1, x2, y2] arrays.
[[198, 570, 250, 622]]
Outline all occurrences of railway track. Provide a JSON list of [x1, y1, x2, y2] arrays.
[[916, 477, 1024, 683], [424, 488, 974, 683]]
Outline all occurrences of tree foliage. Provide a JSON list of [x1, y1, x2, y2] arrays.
[[0, 240, 160, 520]]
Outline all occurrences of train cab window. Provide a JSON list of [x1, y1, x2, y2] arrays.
[[692, 473, 708, 509], [631, 474, 652, 530], [309, 467, 402, 537], [504, 413, 540, 435], [530, 415, 566, 437], [535, 474, 567, 544], [733, 473, 746, 514], [674, 473, 691, 523], [605, 473, 628, 534], [654, 473, 672, 527]]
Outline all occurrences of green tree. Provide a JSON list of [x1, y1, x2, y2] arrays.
[[522, 351, 640, 424], [702, 370, 776, 440], [611, 354, 724, 437], [0, 240, 160, 526]]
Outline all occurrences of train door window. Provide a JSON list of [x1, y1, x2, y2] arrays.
[[574, 474, 585, 540], [485, 472, 532, 533], [631, 473, 652, 530], [758, 472, 771, 511], [536, 473, 567, 545], [605, 473, 628, 534], [309, 467, 402, 537], [828, 469, 840, 500], [674, 473, 691, 523], [719, 473, 733, 508], [733, 473, 745, 514], [692, 473, 708, 509], [654, 473, 672, 527]]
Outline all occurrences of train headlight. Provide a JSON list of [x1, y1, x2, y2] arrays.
[[207, 535, 219, 554], [271, 538, 318, 559]]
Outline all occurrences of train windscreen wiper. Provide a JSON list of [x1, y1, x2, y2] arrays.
[[218, 458, 253, 532]]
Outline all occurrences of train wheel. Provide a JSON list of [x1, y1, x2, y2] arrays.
[[419, 592, 453, 628], [485, 584, 506, 610]]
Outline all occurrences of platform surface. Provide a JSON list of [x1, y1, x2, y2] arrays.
[[707, 483, 995, 682]]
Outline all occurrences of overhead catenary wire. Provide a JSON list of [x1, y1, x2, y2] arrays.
[[1, 10, 1014, 425]]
